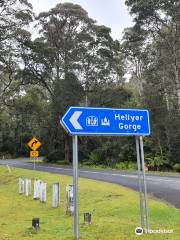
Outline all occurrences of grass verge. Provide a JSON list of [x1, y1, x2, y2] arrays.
[[0, 166, 179, 240]]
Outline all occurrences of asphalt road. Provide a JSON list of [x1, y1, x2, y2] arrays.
[[0, 159, 180, 208]]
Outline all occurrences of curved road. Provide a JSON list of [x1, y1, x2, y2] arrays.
[[0, 159, 180, 208]]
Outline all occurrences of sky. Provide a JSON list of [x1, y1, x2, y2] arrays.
[[28, 0, 133, 40]]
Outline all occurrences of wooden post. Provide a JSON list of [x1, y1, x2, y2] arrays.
[[19, 177, 25, 194], [84, 213, 92, 225], [66, 184, 74, 215], [52, 183, 60, 208], [25, 178, 31, 196], [40, 181, 47, 203], [34, 178, 40, 200]]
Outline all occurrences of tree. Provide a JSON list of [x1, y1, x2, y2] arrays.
[[123, 0, 180, 165], [22, 3, 125, 162], [125, 0, 180, 111], [122, 26, 147, 97], [0, 0, 33, 106], [0, 86, 49, 157]]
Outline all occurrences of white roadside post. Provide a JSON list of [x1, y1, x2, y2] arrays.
[[19, 177, 25, 194], [66, 184, 74, 215], [6, 165, 11, 173], [34, 178, 40, 200], [25, 178, 31, 196], [40, 181, 47, 203], [52, 183, 60, 208]]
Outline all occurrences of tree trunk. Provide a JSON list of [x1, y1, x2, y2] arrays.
[[135, 58, 143, 97], [176, 81, 180, 112], [64, 134, 70, 162], [173, 57, 180, 112]]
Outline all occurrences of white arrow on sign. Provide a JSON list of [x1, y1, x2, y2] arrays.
[[69, 111, 83, 130]]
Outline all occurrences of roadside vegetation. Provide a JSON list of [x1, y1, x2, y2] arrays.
[[25, 158, 180, 177], [0, 0, 180, 172], [0, 166, 180, 240]]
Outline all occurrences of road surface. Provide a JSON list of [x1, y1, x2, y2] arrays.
[[0, 159, 180, 208]]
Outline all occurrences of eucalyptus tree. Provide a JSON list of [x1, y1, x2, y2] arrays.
[[22, 3, 125, 162], [0, 0, 34, 156], [79, 26, 125, 105], [125, 0, 180, 111], [122, 26, 147, 97], [0, 0, 33, 106], [124, 0, 180, 166]]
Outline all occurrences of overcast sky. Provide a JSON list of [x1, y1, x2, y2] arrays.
[[29, 0, 133, 40]]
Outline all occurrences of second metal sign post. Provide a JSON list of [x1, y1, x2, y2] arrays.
[[73, 135, 79, 240]]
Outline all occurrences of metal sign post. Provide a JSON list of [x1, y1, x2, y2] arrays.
[[29, 151, 39, 170], [34, 157, 36, 170], [135, 136, 144, 229], [73, 135, 79, 240], [135, 136, 150, 231], [139, 136, 150, 231]]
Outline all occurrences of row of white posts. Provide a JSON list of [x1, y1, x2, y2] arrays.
[[19, 177, 74, 213]]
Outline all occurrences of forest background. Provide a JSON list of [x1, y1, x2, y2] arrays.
[[0, 0, 180, 172]]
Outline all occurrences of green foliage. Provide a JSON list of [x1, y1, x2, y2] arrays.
[[0, 86, 48, 157], [173, 164, 180, 172], [0, 0, 33, 105], [123, 0, 180, 169], [20, 2, 126, 163], [114, 161, 137, 170], [0, 0, 180, 172], [89, 148, 105, 165], [81, 136, 136, 169], [46, 150, 64, 162], [146, 156, 168, 171]]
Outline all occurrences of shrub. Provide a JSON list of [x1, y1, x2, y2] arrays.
[[46, 150, 64, 162], [146, 156, 169, 171], [173, 163, 180, 172], [115, 161, 137, 170], [89, 148, 105, 165]]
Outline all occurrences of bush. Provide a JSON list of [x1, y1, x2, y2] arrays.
[[173, 163, 180, 172], [89, 148, 105, 165], [0, 152, 14, 159], [56, 160, 71, 165], [115, 161, 137, 170], [46, 150, 64, 162], [146, 156, 168, 171], [127, 161, 137, 170]]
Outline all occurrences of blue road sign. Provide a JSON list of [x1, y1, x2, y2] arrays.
[[61, 107, 150, 136]]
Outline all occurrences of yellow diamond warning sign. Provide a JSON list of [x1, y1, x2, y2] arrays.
[[30, 151, 39, 158], [27, 137, 41, 151]]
